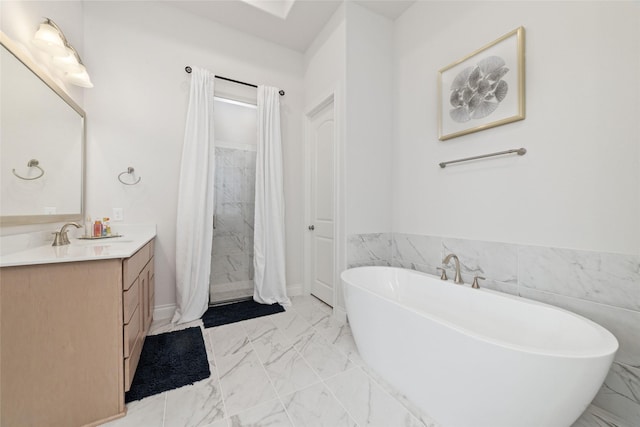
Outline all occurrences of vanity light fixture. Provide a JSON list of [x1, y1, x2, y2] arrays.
[[31, 18, 93, 88], [52, 45, 84, 73], [32, 19, 67, 56]]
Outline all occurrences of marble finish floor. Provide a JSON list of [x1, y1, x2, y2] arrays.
[[102, 295, 623, 427]]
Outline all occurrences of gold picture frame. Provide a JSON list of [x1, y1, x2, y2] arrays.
[[438, 27, 525, 141]]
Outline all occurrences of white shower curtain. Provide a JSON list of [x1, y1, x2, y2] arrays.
[[173, 67, 216, 324], [253, 86, 290, 307]]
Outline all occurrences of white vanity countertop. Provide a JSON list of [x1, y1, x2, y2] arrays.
[[0, 224, 156, 268]]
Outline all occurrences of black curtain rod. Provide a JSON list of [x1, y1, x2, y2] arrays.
[[185, 66, 285, 96]]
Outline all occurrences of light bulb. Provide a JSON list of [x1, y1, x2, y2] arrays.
[[65, 66, 94, 88], [53, 46, 83, 73], [32, 22, 66, 56]]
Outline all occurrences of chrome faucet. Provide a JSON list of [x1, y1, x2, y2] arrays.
[[52, 222, 81, 246], [442, 253, 464, 284]]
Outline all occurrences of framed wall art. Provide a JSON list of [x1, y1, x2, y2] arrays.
[[438, 26, 525, 141]]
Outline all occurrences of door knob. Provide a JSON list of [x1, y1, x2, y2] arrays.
[[308, 225, 315, 231]]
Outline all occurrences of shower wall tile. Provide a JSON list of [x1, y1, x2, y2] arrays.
[[243, 204, 255, 231], [519, 246, 640, 312], [244, 169, 256, 202], [243, 236, 254, 253], [215, 212, 244, 238], [212, 235, 244, 255], [211, 254, 252, 285], [211, 146, 256, 298], [442, 238, 519, 285], [231, 149, 246, 167], [218, 167, 242, 203], [346, 233, 392, 268], [245, 150, 256, 171], [393, 233, 442, 267], [215, 148, 232, 167], [211, 270, 252, 289]]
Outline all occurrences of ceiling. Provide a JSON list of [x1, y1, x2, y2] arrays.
[[167, 0, 415, 52]]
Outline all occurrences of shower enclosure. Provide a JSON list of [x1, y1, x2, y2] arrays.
[[209, 98, 257, 304]]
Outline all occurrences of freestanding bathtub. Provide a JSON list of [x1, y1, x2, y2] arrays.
[[341, 266, 618, 427]]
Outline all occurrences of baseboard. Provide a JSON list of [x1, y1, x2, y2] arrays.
[[287, 283, 304, 297], [153, 303, 176, 321], [333, 306, 347, 322]]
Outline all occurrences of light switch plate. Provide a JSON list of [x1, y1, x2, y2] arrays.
[[113, 208, 124, 221]]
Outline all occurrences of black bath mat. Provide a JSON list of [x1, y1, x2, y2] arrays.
[[202, 299, 285, 328], [125, 327, 210, 403]]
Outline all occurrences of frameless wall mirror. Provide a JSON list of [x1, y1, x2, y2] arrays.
[[0, 32, 85, 226]]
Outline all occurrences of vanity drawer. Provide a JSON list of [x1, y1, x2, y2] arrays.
[[123, 278, 140, 325], [123, 242, 151, 290], [123, 305, 141, 359], [124, 334, 143, 392]]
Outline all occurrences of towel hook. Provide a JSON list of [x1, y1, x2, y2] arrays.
[[12, 159, 45, 180], [118, 167, 141, 185]]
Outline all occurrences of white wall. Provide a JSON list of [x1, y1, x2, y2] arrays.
[[344, 2, 393, 235], [392, 1, 640, 256], [83, 1, 305, 310], [303, 4, 345, 107]]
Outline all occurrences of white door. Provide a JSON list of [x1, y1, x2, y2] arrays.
[[308, 100, 335, 306]]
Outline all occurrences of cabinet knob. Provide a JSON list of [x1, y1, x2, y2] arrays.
[[308, 225, 315, 231]]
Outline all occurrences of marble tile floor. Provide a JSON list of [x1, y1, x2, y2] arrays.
[[101, 295, 622, 427]]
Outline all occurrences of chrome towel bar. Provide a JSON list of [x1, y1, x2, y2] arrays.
[[439, 148, 526, 168]]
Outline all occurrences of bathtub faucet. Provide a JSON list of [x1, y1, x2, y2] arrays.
[[442, 253, 464, 284]]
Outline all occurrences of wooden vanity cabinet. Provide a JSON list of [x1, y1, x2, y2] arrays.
[[0, 238, 155, 427], [122, 239, 155, 391]]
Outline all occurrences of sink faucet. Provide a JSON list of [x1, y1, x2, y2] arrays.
[[442, 253, 464, 284], [52, 222, 81, 246]]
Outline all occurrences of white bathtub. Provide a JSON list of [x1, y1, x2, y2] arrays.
[[341, 266, 618, 427]]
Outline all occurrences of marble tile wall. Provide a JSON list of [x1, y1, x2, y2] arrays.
[[347, 232, 640, 426], [346, 233, 392, 268], [210, 147, 256, 302]]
